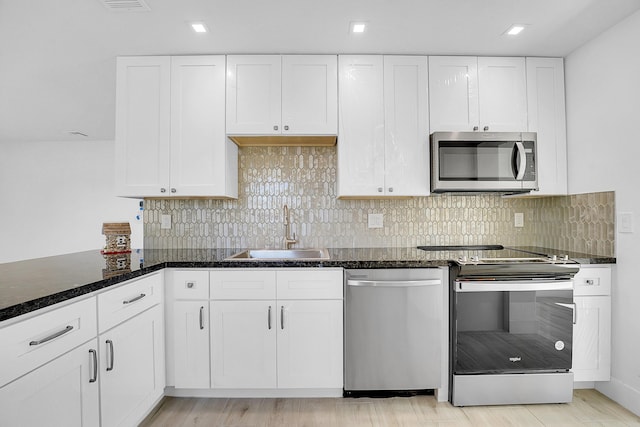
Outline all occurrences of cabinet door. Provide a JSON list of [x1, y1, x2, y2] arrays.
[[338, 55, 385, 197], [281, 55, 337, 135], [170, 56, 238, 198], [173, 301, 210, 389], [277, 300, 343, 388], [0, 339, 100, 427], [115, 56, 171, 197], [573, 296, 611, 382], [478, 57, 527, 131], [210, 300, 277, 388], [99, 305, 165, 427], [526, 57, 567, 195], [383, 56, 430, 196], [226, 55, 281, 134], [428, 56, 479, 132]]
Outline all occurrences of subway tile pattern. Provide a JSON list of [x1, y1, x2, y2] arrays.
[[144, 146, 615, 257]]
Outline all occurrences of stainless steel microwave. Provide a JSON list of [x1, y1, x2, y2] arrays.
[[430, 131, 538, 194]]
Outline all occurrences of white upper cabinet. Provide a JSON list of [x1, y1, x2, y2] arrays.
[[169, 56, 238, 198], [226, 55, 337, 135], [115, 56, 171, 197], [429, 56, 527, 132], [115, 55, 237, 198], [526, 57, 568, 195], [338, 55, 430, 197]]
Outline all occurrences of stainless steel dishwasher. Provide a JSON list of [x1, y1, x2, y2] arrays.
[[344, 268, 443, 396]]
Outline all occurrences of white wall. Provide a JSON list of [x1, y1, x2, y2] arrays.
[[0, 140, 142, 263], [566, 10, 640, 416]]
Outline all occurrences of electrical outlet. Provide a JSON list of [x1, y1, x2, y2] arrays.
[[368, 213, 384, 229], [514, 212, 524, 228], [619, 212, 634, 233], [161, 214, 172, 229]]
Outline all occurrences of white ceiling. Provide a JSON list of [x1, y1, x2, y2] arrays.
[[1, 0, 640, 143]]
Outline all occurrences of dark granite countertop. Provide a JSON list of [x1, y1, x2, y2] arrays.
[[0, 246, 615, 322]]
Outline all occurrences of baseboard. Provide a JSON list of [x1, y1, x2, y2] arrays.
[[596, 377, 640, 417], [573, 381, 595, 389], [164, 386, 343, 398]]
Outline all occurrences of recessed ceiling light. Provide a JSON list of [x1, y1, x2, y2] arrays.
[[505, 24, 526, 36], [350, 22, 367, 34], [190, 22, 208, 33]]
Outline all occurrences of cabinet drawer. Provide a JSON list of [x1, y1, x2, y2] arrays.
[[169, 270, 210, 300], [277, 269, 343, 299], [98, 272, 162, 333], [573, 266, 612, 296], [0, 297, 97, 387], [210, 270, 277, 300]]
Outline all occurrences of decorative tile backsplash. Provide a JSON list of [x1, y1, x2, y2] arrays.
[[144, 146, 615, 256]]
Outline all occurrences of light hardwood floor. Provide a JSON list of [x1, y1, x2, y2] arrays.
[[140, 389, 640, 426]]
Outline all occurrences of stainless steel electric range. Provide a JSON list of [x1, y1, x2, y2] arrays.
[[417, 245, 580, 406]]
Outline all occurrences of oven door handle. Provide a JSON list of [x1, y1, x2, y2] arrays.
[[347, 279, 441, 288], [455, 280, 573, 292]]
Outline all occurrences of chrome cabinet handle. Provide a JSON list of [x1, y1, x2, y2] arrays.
[[473, 126, 478, 131], [106, 340, 114, 371], [273, 125, 278, 131], [280, 306, 284, 330], [388, 187, 393, 193], [585, 279, 595, 285], [89, 349, 98, 383], [572, 303, 577, 325], [29, 325, 74, 346], [268, 306, 272, 329], [377, 187, 383, 193], [160, 188, 167, 193], [284, 125, 289, 131], [123, 293, 146, 305], [199, 306, 205, 330], [484, 126, 489, 131], [171, 188, 177, 193]]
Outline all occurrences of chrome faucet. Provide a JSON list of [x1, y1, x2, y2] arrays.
[[283, 204, 298, 249]]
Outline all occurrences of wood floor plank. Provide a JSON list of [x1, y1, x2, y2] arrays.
[[140, 391, 640, 427]]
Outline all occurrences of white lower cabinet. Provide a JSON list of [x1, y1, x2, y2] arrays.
[[572, 265, 612, 383], [208, 268, 344, 392], [173, 301, 210, 388], [211, 300, 277, 388], [276, 299, 343, 388], [99, 304, 165, 427], [0, 339, 100, 427]]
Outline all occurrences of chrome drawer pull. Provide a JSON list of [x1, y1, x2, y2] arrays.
[[89, 349, 98, 383], [29, 325, 74, 346], [106, 340, 115, 371], [122, 293, 146, 305]]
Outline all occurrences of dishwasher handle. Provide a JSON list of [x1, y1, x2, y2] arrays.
[[347, 279, 441, 288]]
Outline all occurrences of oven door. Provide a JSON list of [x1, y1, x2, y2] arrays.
[[452, 279, 574, 375]]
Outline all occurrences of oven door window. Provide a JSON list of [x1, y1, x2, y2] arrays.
[[453, 289, 573, 374]]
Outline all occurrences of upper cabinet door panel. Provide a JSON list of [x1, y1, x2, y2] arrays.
[[477, 57, 527, 131], [281, 55, 338, 135], [526, 57, 567, 196], [226, 55, 282, 134], [170, 56, 230, 196], [338, 55, 385, 196], [383, 56, 430, 196], [428, 56, 479, 132], [115, 56, 171, 197]]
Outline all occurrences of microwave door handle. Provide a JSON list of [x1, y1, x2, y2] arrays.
[[514, 141, 526, 180]]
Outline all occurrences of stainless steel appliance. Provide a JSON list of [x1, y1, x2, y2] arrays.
[[419, 246, 579, 406], [430, 131, 538, 193], [344, 269, 443, 396]]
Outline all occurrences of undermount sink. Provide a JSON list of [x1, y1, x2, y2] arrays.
[[225, 248, 330, 261]]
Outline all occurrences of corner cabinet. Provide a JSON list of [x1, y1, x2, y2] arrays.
[[338, 55, 430, 197], [115, 56, 237, 198], [428, 56, 527, 132], [572, 265, 612, 383], [226, 55, 338, 135], [526, 57, 568, 196]]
